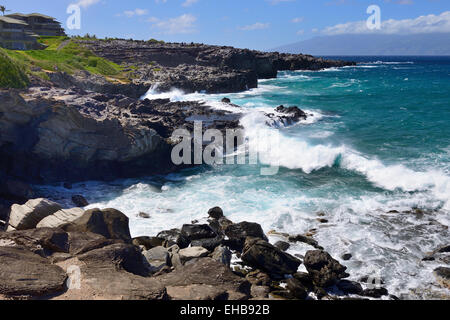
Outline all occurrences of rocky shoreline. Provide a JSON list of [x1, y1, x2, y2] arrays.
[[0, 200, 396, 300], [1, 198, 448, 300]]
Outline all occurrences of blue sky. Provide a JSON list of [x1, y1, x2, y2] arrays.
[[2, 0, 449, 50]]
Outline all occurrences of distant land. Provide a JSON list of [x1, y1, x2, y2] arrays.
[[273, 33, 450, 56]]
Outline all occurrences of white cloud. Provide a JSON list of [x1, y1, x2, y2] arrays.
[[238, 22, 270, 31], [76, 0, 101, 8], [297, 29, 304, 35], [149, 14, 197, 34], [182, 0, 199, 7], [323, 11, 450, 35], [123, 8, 148, 18], [291, 17, 303, 23]]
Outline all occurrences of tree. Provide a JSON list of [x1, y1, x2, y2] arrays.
[[0, 6, 11, 16]]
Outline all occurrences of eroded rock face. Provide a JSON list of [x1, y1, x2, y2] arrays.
[[303, 250, 349, 287], [241, 237, 301, 276], [7, 198, 62, 231], [78, 40, 355, 94], [0, 88, 243, 184], [0, 246, 67, 298]]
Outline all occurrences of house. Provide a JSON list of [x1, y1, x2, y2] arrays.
[[0, 16, 42, 50], [7, 13, 66, 37], [0, 13, 66, 50]]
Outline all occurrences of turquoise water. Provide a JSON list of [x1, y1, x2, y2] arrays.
[[38, 57, 450, 298]]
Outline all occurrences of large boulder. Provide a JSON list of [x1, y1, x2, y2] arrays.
[[434, 267, 450, 289], [67, 231, 115, 255], [191, 236, 224, 251], [241, 237, 301, 276], [0, 228, 69, 256], [78, 243, 149, 277], [212, 245, 232, 267], [155, 258, 251, 300], [36, 208, 84, 229], [7, 198, 62, 231], [303, 250, 349, 287], [207, 207, 224, 219], [132, 236, 164, 250], [156, 229, 190, 249], [286, 278, 308, 300], [181, 224, 217, 241], [224, 222, 268, 251], [143, 246, 170, 274], [56, 244, 168, 300], [166, 284, 228, 300], [0, 246, 67, 297], [71, 195, 89, 207], [61, 208, 131, 242], [178, 246, 210, 264]]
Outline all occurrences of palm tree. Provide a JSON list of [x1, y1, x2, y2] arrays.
[[0, 6, 11, 16]]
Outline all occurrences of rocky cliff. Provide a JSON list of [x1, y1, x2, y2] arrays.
[[78, 39, 355, 94], [0, 40, 354, 190]]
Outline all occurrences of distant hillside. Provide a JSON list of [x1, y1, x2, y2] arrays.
[[273, 33, 450, 56]]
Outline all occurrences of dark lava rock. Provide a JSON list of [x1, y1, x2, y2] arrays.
[[0, 246, 67, 297], [274, 241, 290, 252], [341, 253, 353, 261], [286, 278, 308, 299], [157, 228, 190, 249], [191, 236, 224, 251], [241, 237, 301, 276], [0, 228, 70, 256], [224, 222, 268, 251], [336, 280, 363, 295], [71, 195, 89, 207], [434, 267, 450, 288], [138, 212, 151, 219], [221, 98, 231, 104], [361, 287, 389, 298], [288, 234, 323, 250], [61, 208, 131, 242], [293, 272, 314, 291], [208, 207, 224, 219], [275, 105, 307, 123], [78, 242, 150, 277], [303, 250, 349, 287], [132, 236, 164, 250], [181, 224, 217, 241], [156, 257, 251, 300]]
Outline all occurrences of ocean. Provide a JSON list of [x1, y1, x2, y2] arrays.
[[37, 56, 450, 299]]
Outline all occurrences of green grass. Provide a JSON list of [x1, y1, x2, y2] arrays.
[[0, 48, 29, 88], [1, 36, 133, 88]]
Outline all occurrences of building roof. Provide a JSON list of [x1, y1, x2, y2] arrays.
[[7, 13, 57, 20], [28, 13, 57, 20], [0, 16, 28, 26]]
